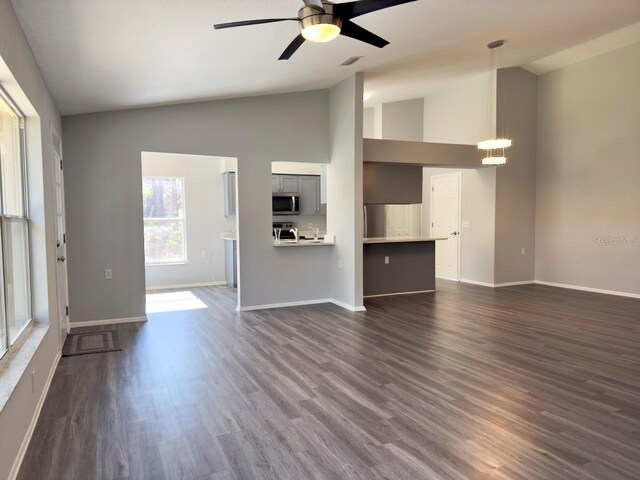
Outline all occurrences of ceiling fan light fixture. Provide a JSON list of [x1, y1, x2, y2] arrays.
[[300, 15, 342, 43]]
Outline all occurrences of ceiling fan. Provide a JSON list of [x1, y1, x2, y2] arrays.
[[214, 0, 418, 60]]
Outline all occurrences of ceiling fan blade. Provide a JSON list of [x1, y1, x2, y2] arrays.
[[340, 20, 389, 48], [279, 34, 306, 60], [214, 18, 298, 29], [334, 0, 417, 19], [303, 0, 325, 12]]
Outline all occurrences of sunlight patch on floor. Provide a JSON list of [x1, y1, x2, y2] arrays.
[[146, 291, 208, 313]]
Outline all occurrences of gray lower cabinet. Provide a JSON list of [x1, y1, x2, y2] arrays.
[[223, 172, 236, 217], [224, 239, 237, 288]]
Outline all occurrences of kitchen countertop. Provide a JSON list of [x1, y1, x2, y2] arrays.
[[363, 236, 447, 244], [273, 239, 335, 247]]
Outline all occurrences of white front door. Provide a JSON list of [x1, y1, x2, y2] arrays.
[[430, 172, 461, 280], [54, 150, 69, 347]]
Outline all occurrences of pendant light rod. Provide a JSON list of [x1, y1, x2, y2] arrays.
[[480, 39, 511, 165]]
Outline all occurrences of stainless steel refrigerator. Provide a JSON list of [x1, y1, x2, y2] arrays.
[[363, 204, 423, 238]]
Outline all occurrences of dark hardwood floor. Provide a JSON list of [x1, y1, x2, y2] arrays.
[[18, 281, 640, 479]]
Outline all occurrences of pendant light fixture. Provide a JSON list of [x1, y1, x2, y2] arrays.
[[479, 40, 511, 165]]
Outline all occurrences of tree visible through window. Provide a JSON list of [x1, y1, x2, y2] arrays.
[[142, 177, 186, 264]]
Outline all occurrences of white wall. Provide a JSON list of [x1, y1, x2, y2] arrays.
[[381, 98, 424, 141], [536, 42, 640, 295], [63, 89, 333, 319], [422, 167, 496, 284], [0, 0, 62, 477], [423, 72, 492, 145], [328, 73, 364, 310], [142, 152, 235, 288]]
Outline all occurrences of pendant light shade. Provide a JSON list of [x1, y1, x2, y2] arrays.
[[479, 40, 511, 165], [482, 156, 507, 166]]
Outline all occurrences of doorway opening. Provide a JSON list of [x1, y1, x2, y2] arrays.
[[423, 166, 496, 284], [140, 152, 238, 314]]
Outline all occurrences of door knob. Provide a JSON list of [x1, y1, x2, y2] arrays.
[[450, 231, 459, 236], [57, 256, 66, 262]]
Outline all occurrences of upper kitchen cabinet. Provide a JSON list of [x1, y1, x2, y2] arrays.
[[223, 171, 236, 216], [272, 174, 299, 193], [299, 176, 322, 215]]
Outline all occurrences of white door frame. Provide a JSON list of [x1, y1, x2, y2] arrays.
[[430, 172, 462, 281], [51, 126, 69, 347]]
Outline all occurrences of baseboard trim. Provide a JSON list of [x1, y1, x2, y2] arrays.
[[237, 299, 332, 312], [460, 279, 536, 288], [146, 281, 225, 291], [460, 278, 494, 287], [495, 280, 536, 287], [535, 281, 640, 299], [436, 275, 460, 282], [9, 351, 61, 480], [329, 298, 367, 312], [364, 289, 435, 298], [70, 316, 148, 329]]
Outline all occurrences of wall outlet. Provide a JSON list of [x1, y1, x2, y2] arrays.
[[105, 269, 113, 280], [384, 256, 390, 264], [308, 223, 313, 229], [521, 248, 526, 256], [338, 259, 343, 269]]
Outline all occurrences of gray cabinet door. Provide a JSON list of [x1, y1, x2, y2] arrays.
[[272, 175, 281, 193], [299, 176, 320, 214], [280, 175, 299, 193], [223, 172, 236, 217], [224, 240, 237, 288]]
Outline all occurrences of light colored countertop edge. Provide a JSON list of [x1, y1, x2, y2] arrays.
[[363, 237, 448, 244], [273, 241, 336, 248]]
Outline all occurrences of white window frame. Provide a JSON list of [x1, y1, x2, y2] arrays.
[[0, 86, 33, 361], [142, 176, 187, 266]]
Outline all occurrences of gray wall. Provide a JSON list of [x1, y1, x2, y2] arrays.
[[328, 73, 364, 309], [494, 68, 538, 284], [363, 163, 422, 204], [0, 0, 62, 477], [63, 89, 333, 319], [141, 153, 235, 288], [422, 167, 496, 285], [423, 73, 492, 145], [381, 98, 424, 141], [536, 42, 640, 295]]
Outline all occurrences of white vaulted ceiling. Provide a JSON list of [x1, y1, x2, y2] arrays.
[[10, 0, 640, 115]]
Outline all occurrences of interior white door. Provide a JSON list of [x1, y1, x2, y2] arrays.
[[430, 172, 461, 280], [54, 149, 70, 347]]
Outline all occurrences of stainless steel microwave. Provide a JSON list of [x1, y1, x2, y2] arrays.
[[272, 192, 300, 215]]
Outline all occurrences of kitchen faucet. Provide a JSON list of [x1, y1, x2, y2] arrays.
[[289, 228, 299, 242]]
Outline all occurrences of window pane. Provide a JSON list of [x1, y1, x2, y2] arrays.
[[3, 218, 31, 342], [142, 177, 184, 218], [0, 96, 24, 216], [144, 220, 185, 263]]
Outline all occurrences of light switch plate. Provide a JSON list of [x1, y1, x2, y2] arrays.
[[105, 269, 113, 280]]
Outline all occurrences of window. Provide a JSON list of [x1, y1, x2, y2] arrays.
[[142, 177, 186, 265], [0, 87, 32, 359]]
